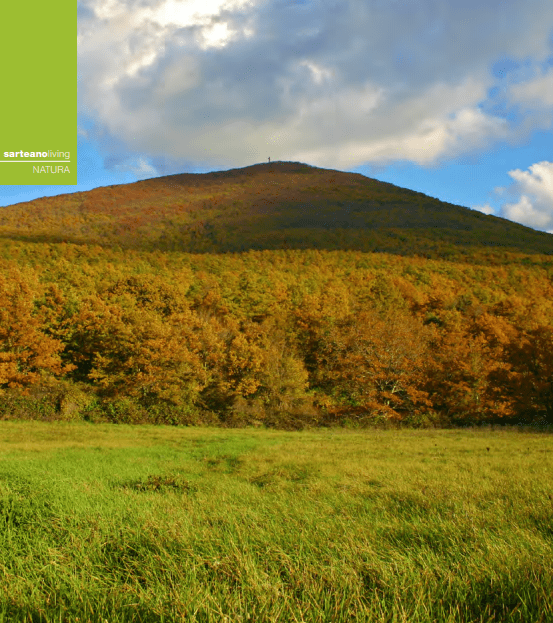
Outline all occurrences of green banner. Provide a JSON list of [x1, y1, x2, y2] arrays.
[[0, 1, 76, 185]]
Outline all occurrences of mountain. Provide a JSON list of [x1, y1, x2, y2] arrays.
[[1, 161, 553, 429], [1, 161, 552, 259]]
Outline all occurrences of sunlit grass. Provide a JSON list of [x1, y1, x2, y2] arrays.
[[0, 422, 551, 622]]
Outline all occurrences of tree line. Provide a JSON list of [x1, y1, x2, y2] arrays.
[[1, 242, 552, 428]]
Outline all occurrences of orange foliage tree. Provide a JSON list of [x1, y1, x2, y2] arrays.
[[293, 297, 434, 424], [0, 271, 70, 389], [323, 310, 434, 423], [60, 296, 209, 407], [494, 325, 553, 424]]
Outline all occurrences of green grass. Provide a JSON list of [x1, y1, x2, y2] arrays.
[[0, 422, 551, 622]]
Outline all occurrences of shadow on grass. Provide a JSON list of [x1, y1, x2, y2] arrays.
[[0, 605, 170, 623], [116, 473, 198, 494]]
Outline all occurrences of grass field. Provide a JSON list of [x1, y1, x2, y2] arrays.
[[0, 422, 551, 622]]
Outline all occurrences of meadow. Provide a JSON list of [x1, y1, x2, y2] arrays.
[[0, 421, 551, 622]]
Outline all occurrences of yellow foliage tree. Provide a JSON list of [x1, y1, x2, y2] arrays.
[[0, 271, 69, 389]]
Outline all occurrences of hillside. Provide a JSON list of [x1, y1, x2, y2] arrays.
[[1, 161, 553, 429], [1, 161, 552, 259]]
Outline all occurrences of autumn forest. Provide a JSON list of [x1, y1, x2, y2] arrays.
[[2, 161, 553, 429]]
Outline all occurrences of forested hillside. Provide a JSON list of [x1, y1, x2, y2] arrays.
[[1, 162, 552, 428], [2, 161, 552, 258]]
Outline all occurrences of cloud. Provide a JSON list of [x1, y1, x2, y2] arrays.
[[113, 155, 159, 179], [472, 203, 496, 215], [502, 64, 553, 136], [77, 0, 553, 173], [496, 161, 553, 230], [509, 67, 553, 109]]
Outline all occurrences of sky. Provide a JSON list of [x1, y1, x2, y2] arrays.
[[2, 0, 553, 234]]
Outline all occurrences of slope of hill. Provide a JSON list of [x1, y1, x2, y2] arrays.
[[1, 161, 553, 429], [1, 161, 552, 259]]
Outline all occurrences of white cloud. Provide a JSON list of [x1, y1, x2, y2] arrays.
[[509, 67, 553, 108], [77, 0, 553, 174], [113, 156, 158, 179], [472, 203, 496, 215], [503, 195, 552, 229], [497, 161, 553, 230], [503, 65, 553, 137], [508, 161, 553, 197]]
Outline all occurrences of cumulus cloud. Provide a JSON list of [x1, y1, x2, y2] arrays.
[[472, 203, 496, 215], [502, 65, 553, 137], [113, 155, 159, 179], [509, 67, 553, 109], [77, 0, 553, 174], [494, 161, 553, 231]]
